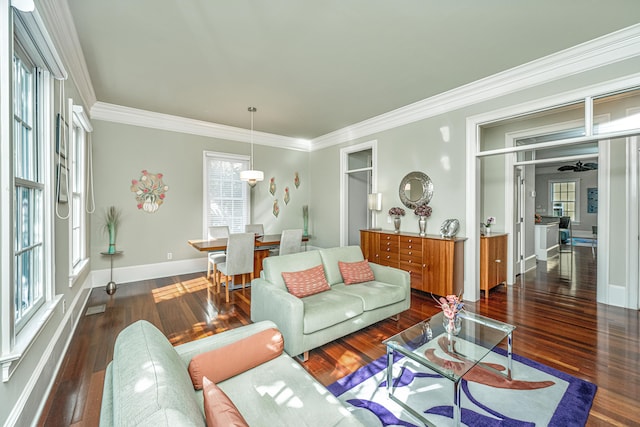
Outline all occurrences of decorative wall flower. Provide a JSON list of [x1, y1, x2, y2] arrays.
[[130, 170, 168, 213], [273, 199, 280, 217], [294, 172, 300, 189], [284, 187, 290, 205], [269, 177, 276, 195]]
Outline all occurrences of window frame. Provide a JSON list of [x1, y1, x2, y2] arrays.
[[68, 103, 91, 283], [549, 178, 580, 223], [202, 151, 251, 237]]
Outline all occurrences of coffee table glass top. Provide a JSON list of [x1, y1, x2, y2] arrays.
[[383, 311, 515, 382]]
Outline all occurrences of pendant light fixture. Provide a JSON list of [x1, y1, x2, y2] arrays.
[[240, 106, 264, 188]]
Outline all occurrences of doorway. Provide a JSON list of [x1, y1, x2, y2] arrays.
[[340, 141, 377, 246]]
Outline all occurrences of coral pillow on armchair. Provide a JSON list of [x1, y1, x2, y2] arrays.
[[338, 260, 375, 285], [282, 265, 330, 298]]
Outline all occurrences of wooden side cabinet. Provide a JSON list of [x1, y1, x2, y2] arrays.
[[360, 229, 465, 297], [480, 233, 508, 299]]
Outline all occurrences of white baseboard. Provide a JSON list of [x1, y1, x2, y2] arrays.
[[91, 258, 207, 288]]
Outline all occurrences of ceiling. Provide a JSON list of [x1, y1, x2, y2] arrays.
[[65, 1, 640, 141]]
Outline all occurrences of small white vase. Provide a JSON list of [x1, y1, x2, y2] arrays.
[[393, 216, 401, 233], [485, 226, 491, 235]]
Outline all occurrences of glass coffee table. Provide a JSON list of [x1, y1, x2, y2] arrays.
[[383, 311, 515, 426]]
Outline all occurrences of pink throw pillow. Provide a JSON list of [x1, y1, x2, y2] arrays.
[[188, 328, 284, 390], [339, 260, 375, 285], [203, 377, 249, 427], [281, 264, 331, 298]]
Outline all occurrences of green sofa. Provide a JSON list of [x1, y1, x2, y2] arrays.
[[100, 319, 365, 426], [251, 246, 411, 360]]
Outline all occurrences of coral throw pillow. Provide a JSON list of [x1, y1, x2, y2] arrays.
[[339, 260, 375, 285], [202, 377, 249, 427], [188, 328, 284, 390], [281, 264, 331, 298]]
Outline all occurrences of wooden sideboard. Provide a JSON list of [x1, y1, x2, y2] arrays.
[[360, 229, 465, 297], [480, 233, 508, 299]]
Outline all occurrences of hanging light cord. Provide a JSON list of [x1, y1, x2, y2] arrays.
[[55, 78, 70, 219], [249, 106, 256, 169], [85, 131, 95, 213]]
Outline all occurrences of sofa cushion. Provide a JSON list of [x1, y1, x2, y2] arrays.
[[188, 328, 284, 389], [262, 250, 324, 289], [302, 290, 363, 334], [111, 320, 203, 426], [218, 354, 365, 426], [339, 260, 375, 285], [203, 377, 249, 427], [319, 246, 366, 285], [282, 264, 331, 298], [332, 281, 407, 311]]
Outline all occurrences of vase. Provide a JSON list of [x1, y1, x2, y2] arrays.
[[393, 216, 401, 233], [303, 205, 309, 236], [418, 216, 427, 236], [107, 223, 116, 254], [485, 226, 491, 235], [443, 315, 462, 336]]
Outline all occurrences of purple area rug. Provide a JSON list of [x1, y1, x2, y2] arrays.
[[328, 346, 596, 426]]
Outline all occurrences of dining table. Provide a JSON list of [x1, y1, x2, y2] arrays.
[[188, 233, 309, 277]]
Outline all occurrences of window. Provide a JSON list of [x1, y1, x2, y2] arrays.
[[551, 180, 579, 222], [203, 152, 250, 236], [13, 46, 45, 330], [69, 105, 91, 280]]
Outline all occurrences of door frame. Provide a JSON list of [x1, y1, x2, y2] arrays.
[[466, 74, 640, 307], [340, 140, 377, 247]]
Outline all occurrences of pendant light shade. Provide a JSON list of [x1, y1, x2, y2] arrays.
[[240, 106, 264, 188]]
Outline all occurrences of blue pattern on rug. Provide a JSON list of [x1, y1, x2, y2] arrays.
[[328, 346, 597, 427]]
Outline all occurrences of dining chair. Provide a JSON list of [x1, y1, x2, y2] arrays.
[[276, 229, 304, 256], [245, 224, 264, 235], [591, 225, 597, 257], [216, 232, 255, 302], [206, 226, 229, 286]]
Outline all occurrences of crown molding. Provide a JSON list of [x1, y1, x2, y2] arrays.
[[310, 23, 640, 151], [37, 0, 97, 109], [91, 102, 311, 151]]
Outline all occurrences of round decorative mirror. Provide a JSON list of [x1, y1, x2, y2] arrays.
[[399, 171, 433, 209]]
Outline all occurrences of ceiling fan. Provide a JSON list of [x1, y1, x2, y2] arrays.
[[557, 161, 598, 172]]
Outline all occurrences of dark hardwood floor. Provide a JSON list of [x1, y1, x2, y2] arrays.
[[38, 247, 639, 426]]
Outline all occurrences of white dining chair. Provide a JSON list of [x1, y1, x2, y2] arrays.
[[216, 232, 255, 302], [276, 229, 304, 256], [207, 226, 229, 286], [245, 224, 264, 235]]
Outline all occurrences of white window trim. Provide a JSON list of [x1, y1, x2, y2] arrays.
[[202, 151, 251, 238], [549, 178, 581, 223], [0, 5, 64, 382], [68, 103, 92, 286]]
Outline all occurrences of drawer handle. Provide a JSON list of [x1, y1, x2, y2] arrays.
[[408, 245, 412, 249], [408, 260, 412, 263], [496, 259, 502, 263], [408, 251, 412, 255]]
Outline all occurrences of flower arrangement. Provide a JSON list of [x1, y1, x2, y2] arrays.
[[535, 213, 542, 223], [388, 207, 406, 217], [434, 294, 465, 320], [482, 216, 496, 228], [414, 204, 432, 217]]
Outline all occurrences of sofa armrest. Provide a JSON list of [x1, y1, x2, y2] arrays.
[[99, 362, 114, 426], [175, 320, 279, 365], [369, 263, 411, 294], [250, 278, 305, 356]]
